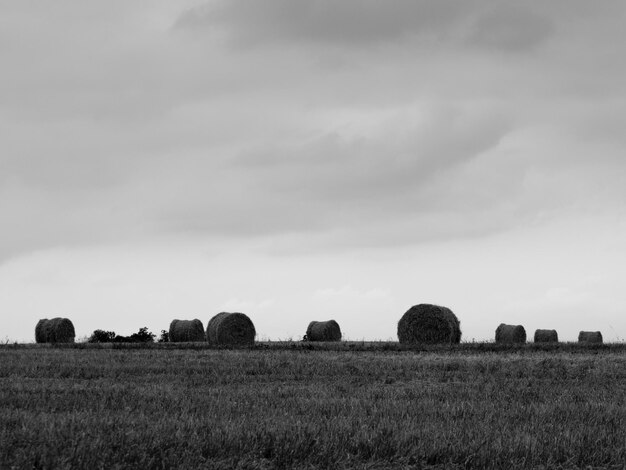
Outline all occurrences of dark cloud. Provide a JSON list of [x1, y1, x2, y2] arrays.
[[469, 5, 553, 51], [234, 107, 509, 204], [150, 106, 519, 248], [177, 0, 553, 53], [177, 0, 474, 45], [1, 0, 625, 263]]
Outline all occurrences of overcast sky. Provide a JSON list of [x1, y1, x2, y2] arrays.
[[2, 0, 626, 342]]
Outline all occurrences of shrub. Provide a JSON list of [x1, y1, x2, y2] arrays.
[[158, 330, 169, 343], [88, 330, 117, 343], [111, 327, 155, 343], [130, 327, 155, 343]]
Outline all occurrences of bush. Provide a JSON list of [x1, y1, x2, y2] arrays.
[[88, 330, 117, 343], [89, 327, 155, 343], [158, 330, 169, 343], [130, 327, 155, 343]]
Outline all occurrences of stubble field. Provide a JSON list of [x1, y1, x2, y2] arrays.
[[1, 342, 625, 469]]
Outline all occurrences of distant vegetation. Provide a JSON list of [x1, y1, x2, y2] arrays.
[[87, 329, 116, 343], [87, 327, 155, 343], [158, 329, 169, 343]]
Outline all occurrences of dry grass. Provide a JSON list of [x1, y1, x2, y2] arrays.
[[2, 346, 626, 469]]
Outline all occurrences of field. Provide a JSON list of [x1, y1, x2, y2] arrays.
[[1, 342, 626, 469]]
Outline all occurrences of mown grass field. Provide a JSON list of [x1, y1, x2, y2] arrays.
[[1, 343, 626, 469]]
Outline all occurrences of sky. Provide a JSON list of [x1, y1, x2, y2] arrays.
[[2, 0, 626, 343]]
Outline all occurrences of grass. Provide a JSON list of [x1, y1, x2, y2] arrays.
[[1, 343, 626, 469]]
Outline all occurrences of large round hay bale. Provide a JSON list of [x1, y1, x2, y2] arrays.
[[534, 329, 558, 343], [578, 331, 603, 343], [168, 319, 205, 342], [206, 312, 255, 346], [495, 323, 526, 343], [35, 318, 75, 343], [397, 304, 461, 344], [306, 320, 342, 342]]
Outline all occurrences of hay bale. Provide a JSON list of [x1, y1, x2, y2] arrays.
[[305, 320, 342, 342], [35, 318, 75, 343], [168, 319, 205, 342], [397, 304, 461, 344], [578, 331, 603, 343], [534, 329, 558, 343], [206, 312, 255, 346], [495, 323, 526, 343]]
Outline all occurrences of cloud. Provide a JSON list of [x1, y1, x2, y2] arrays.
[[469, 5, 553, 51], [1, 0, 626, 264], [149, 103, 516, 248], [314, 285, 390, 301], [235, 104, 509, 201], [177, 0, 473, 44], [177, 0, 553, 53], [219, 297, 275, 313]]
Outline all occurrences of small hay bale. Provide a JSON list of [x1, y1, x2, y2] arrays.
[[206, 312, 255, 346], [305, 320, 342, 342], [495, 323, 526, 343], [35, 318, 75, 343], [168, 319, 205, 342], [397, 304, 461, 344], [534, 329, 558, 343], [578, 331, 603, 343]]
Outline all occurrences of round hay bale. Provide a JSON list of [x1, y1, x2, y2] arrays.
[[534, 329, 558, 343], [305, 320, 342, 342], [495, 323, 526, 343], [35, 318, 75, 343], [397, 304, 461, 344], [578, 331, 603, 343], [168, 319, 205, 342], [206, 312, 255, 346]]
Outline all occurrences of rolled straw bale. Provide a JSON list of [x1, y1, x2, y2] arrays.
[[578, 331, 603, 343], [534, 329, 558, 343], [206, 312, 255, 346], [35, 318, 75, 343], [306, 320, 342, 342], [168, 319, 205, 342], [397, 304, 461, 344], [495, 323, 526, 343]]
